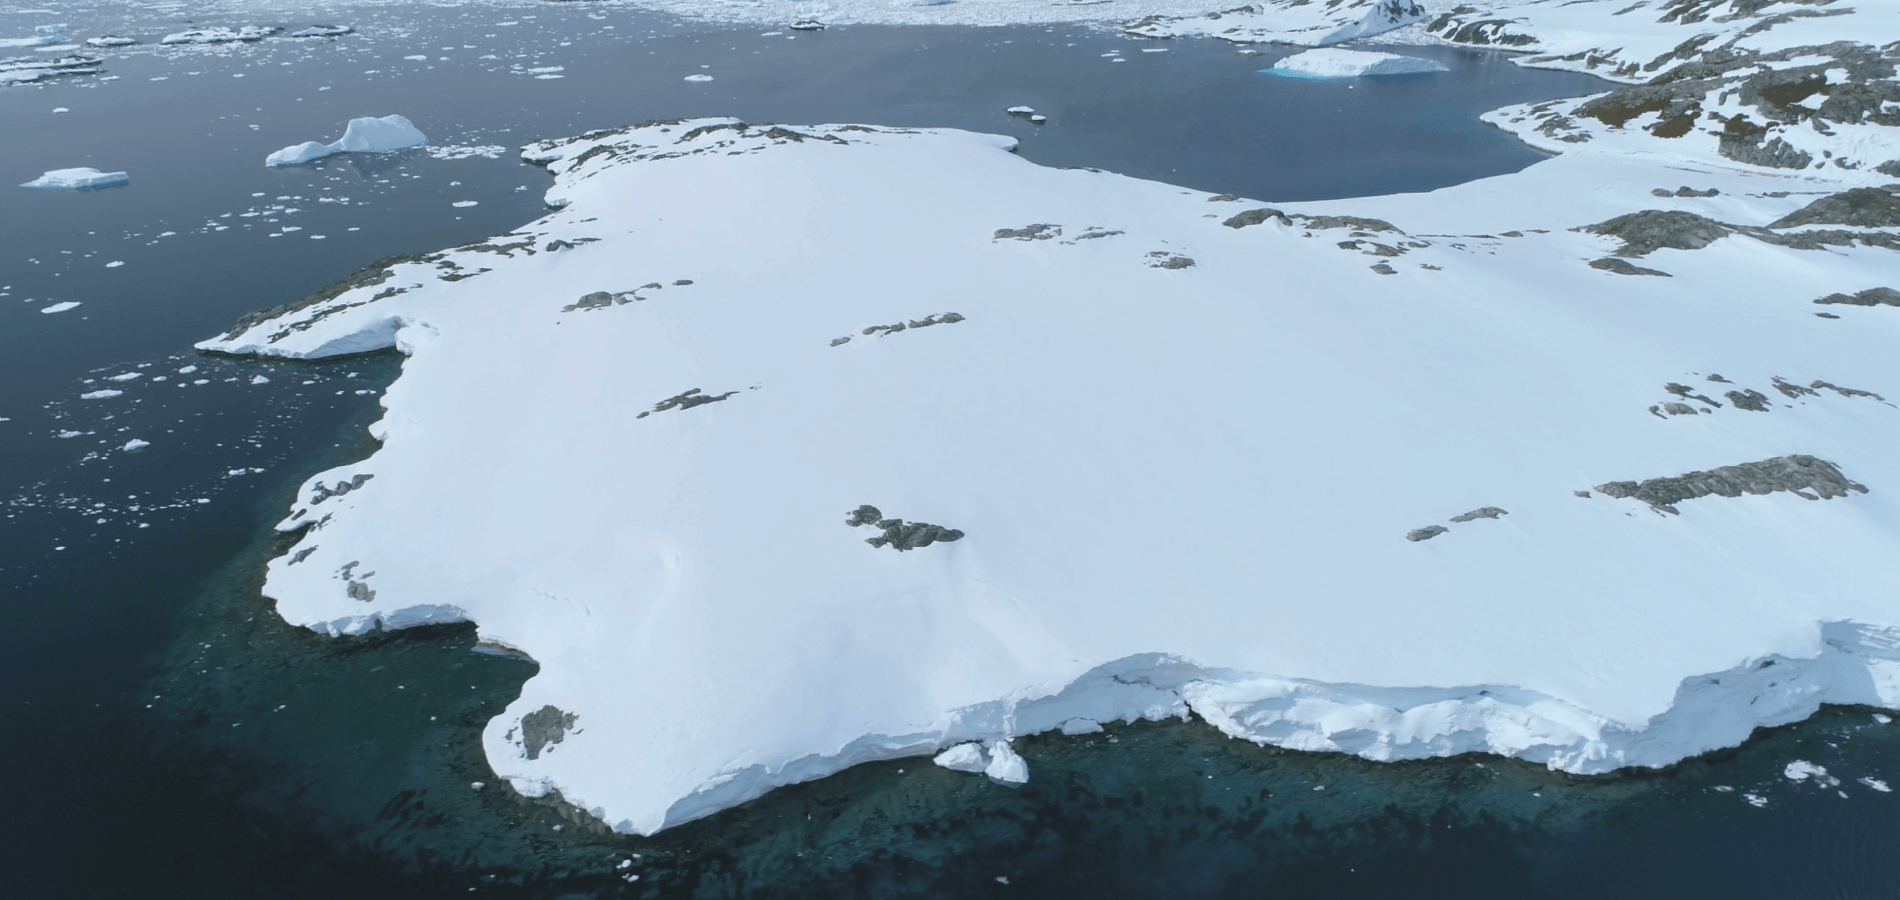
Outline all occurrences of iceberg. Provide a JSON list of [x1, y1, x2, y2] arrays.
[[21, 167, 128, 190], [1268, 48, 1448, 79], [266, 115, 427, 167]]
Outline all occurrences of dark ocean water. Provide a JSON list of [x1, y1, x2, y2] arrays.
[[4, 4, 1899, 898]]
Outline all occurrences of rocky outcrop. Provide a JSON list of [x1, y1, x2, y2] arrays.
[[1596, 455, 1868, 514]]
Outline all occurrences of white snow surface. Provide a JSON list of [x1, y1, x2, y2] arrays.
[[266, 115, 426, 167], [1269, 48, 1447, 78], [195, 3, 1900, 838], [21, 167, 128, 190]]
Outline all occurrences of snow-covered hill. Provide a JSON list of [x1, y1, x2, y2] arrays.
[[199, 2, 1900, 836]]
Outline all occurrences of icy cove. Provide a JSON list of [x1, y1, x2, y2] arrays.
[[195, 98, 1900, 835]]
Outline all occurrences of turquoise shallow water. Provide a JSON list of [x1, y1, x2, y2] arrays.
[[4, 5, 1899, 898]]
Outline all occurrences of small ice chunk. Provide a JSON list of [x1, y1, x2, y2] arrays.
[[105, 261, 124, 268], [1875, 713, 1892, 724], [123, 438, 150, 452], [683, 74, 714, 82], [178, 365, 198, 374], [403, 54, 427, 61], [85, 36, 137, 48], [106, 372, 141, 381], [471, 781, 485, 791], [289, 25, 352, 38], [1860, 777, 1892, 792], [1784, 760, 1839, 785], [932, 742, 988, 774], [452, 200, 478, 208], [251, 375, 271, 385], [984, 739, 1029, 784], [80, 389, 122, 399], [52, 106, 68, 113], [1058, 718, 1103, 735], [1005, 106, 1034, 114], [1743, 793, 1768, 807], [21, 167, 128, 190], [40, 301, 81, 314]]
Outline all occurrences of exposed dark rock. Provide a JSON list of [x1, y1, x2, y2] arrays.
[[1074, 229, 1124, 240], [1595, 454, 1867, 514], [310, 473, 373, 504], [636, 388, 738, 418], [847, 505, 964, 551], [994, 224, 1061, 241], [1662, 402, 1698, 415], [1814, 287, 1900, 307], [1223, 207, 1290, 229], [1369, 263, 1397, 274], [1665, 382, 1723, 407], [1769, 187, 1900, 229], [1300, 215, 1400, 233], [1811, 380, 1886, 401], [1581, 210, 1730, 256], [1589, 258, 1671, 276], [1725, 388, 1771, 411], [1654, 186, 1720, 197], [1449, 507, 1508, 523], [1207, 194, 1241, 202], [1146, 252, 1195, 269], [1406, 525, 1449, 542], [521, 706, 579, 760], [564, 291, 616, 311], [1771, 377, 1819, 399]]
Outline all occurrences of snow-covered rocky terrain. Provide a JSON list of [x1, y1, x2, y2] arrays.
[[197, 0, 1900, 836]]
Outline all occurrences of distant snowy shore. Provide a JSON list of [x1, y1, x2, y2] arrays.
[[200, 0, 1900, 836]]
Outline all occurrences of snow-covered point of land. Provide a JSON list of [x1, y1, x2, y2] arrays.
[[201, 70, 1900, 833], [21, 167, 128, 190], [1126, 0, 1428, 46], [266, 115, 426, 167], [1269, 48, 1447, 78]]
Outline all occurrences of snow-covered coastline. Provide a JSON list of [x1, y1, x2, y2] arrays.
[[199, 1, 1900, 836]]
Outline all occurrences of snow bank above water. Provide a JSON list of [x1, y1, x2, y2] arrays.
[[266, 115, 426, 167], [201, 97, 1900, 833], [1268, 48, 1446, 78]]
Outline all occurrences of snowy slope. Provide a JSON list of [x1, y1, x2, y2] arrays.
[[193, 0, 1900, 836], [201, 102, 1900, 833]]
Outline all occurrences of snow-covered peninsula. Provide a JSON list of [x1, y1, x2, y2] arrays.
[[200, 0, 1900, 836]]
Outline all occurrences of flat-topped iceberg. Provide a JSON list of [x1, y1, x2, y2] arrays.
[[21, 167, 128, 190], [266, 115, 427, 167], [1268, 48, 1448, 78], [162, 26, 278, 44]]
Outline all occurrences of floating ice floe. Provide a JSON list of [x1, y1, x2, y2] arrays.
[[79, 389, 121, 400], [84, 35, 137, 48], [1, 23, 66, 48], [161, 26, 278, 45], [20, 167, 128, 190], [266, 115, 426, 167], [1268, 48, 1448, 79], [123, 439, 150, 453], [0, 55, 102, 84], [683, 73, 714, 82], [39, 301, 81, 314], [289, 25, 352, 38]]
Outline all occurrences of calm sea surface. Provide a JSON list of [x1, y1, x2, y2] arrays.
[[4, 4, 1897, 898]]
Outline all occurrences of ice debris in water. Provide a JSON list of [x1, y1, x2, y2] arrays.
[[20, 167, 127, 190], [984, 739, 1029, 784], [933, 742, 987, 774], [1860, 777, 1892, 792], [123, 439, 150, 452], [266, 115, 426, 167], [683, 73, 714, 82], [1784, 760, 1839, 786], [40, 301, 81, 314]]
